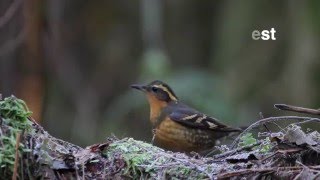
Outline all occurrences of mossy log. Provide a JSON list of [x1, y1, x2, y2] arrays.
[[1, 96, 320, 179]]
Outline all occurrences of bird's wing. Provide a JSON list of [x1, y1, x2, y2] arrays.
[[167, 105, 241, 132]]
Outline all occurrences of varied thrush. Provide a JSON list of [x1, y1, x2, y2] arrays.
[[131, 80, 241, 153]]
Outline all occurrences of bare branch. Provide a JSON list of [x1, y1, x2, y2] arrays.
[[275, 104, 320, 115], [12, 132, 21, 180]]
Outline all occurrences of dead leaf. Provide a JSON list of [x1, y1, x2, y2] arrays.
[[284, 125, 317, 146]]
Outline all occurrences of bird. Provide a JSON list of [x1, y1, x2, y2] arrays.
[[131, 80, 241, 153]]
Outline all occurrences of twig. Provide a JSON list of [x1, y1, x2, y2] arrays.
[[260, 112, 272, 133], [0, 127, 4, 147], [218, 166, 320, 179], [269, 122, 285, 132], [137, 162, 180, 169], [292, 118, 320, 126], [151, 129, 156, 145], [12, 132, 21, 180], [19, 157, 24, 180], [274, 104, 320, 115], [263, 124, 271, 132], [260, 148, 303, 163], [210, 141, 262, 161], [231, 116, 320, 149]]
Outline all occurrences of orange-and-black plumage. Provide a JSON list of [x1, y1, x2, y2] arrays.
[[131, 80, 241, 153]]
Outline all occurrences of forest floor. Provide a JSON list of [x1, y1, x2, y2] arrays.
[[1, 95, 320, 179]]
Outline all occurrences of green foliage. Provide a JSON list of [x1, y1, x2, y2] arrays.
[[259, 137, 271, 153], [238, 133, 257, 147], [238, 133, 272, 153], [0, 96, 33, 177]]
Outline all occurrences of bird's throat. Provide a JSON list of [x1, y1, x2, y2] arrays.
[[146, 94, 167, 125]]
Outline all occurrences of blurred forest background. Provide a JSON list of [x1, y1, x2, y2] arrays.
[[0, 0, 319, 146]]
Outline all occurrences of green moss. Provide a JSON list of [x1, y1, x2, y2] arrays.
[[103, 138, 210, 179], [104, 138, 163, 178], [0, 96, 33, 177]]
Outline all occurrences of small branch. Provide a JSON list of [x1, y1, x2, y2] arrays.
[[274, 104, 320, 115], [210, 141, 262, 161], [260, 148, 303, 163], [218, 166, 320, 179], [12, 132, 21, 180]]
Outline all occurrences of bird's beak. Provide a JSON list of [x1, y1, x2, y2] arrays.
[[130, 84, 147, 91]]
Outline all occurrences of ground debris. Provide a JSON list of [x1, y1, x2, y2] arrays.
[[1, 96, 320, 179], [284, 124, 317, 146]]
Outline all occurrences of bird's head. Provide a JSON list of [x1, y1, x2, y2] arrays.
[[131, 80, 178, 103], [131, 80, 178, 123], [131, 80, 178, 124]]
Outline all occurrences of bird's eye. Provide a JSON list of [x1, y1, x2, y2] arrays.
[[151, 87, 158, 92]]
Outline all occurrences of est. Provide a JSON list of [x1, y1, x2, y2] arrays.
[[252, 28, 276, 40]]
